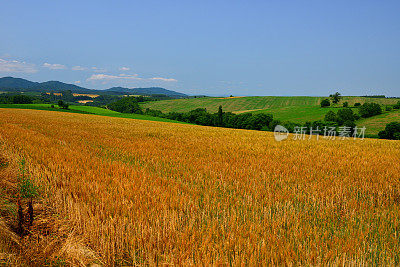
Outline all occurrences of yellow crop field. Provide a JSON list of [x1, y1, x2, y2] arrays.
[[1, 108, 400, 265]]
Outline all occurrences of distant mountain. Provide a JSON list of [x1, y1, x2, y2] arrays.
[[0, 77, 188, 97], [0, 76, 93, 93], [106, 86, 187, 97]]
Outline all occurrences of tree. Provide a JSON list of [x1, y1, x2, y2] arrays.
[[324, 111, 337, 122], [12, 95, 33, 104], [336, 108, 356, 125], [58, 100, 65, 108], [354, 102, 361, 107], [378, 122, 400, 140], [61, 90, 74, 102], [343, 102, 349, 107], [57, 100, 69, 109], [268, 120, 281, 131], [320, 99, 330, 107], [217, 105, 223, 126], [330, 92, 342, 104], [245, 113, 273, 130], [358, 103, 382, 118], [108, 97, 142, 114], [343, 120, 356, 135]]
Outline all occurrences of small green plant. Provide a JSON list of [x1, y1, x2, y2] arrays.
[[18, 159, 38, 199], [0, 158, 7, 168], [44, 256, 67, 267], [16, 159, 39, 234]]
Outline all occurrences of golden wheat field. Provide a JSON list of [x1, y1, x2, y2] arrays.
[[1, 108, 400, 265]]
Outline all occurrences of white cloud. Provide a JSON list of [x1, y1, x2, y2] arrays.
[[87, 73, 178, 83], [150, 77, 178, 82], [87, 74, 143, 81], [0, 58, 37, 73], [72, 66, 87, 71], [43, 62, 67, 70], [119, 67, 130, 71], [91, 67, 107, 72]]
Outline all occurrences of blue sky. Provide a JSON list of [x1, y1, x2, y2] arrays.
[[0, 0, 399, 96]]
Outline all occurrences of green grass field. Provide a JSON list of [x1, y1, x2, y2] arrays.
[[1, 99, 399, 137], [141, 96, 400, 136], [141, 96, 399, 114], [0, 104, 186, 124], [357, 110, 400, 136], [251, 106, 345, 123]]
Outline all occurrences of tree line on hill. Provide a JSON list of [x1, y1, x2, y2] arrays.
[[320, 92, 400, 139], [107, 96, 276, 131], [3, 90, 400, 140], [0, 91, 173, 107], [106, 95, 400, 139]]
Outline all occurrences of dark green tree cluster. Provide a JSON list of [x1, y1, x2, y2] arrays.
[[378, 122, 400, 140], [323, 108, 358, 134], [57, 100, 69, 109], [320, 99, 330, 107], [324, 108, 359, 126], [142, 106, 275, 131], [108, 96, 143, 114], [358, 103, 382, 118], [160, 107, 274, 130], [0, 94, 34, 104]]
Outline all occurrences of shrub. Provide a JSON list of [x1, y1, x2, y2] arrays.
[[359, 103, 382, 118], [386, 106, 393, 111], [57, 100, 69, 109], [343, 102, 349, 107], [393, 101, 400, 109], [354, 103, 361, 107], [378, 122, 400, 140], [320, 99, 330, 107], [343, 120, 357, 135], [324, 111, 337, 122], [13, 95, 33, 104], [108, 97, 143, 114], [268, 120, 281, 131], [336, 108, 356, 125]]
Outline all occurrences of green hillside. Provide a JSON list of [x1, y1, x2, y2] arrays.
[[141, 96, 400, 136], [141, 96, 398, 114], [357, 110, 400, 136]]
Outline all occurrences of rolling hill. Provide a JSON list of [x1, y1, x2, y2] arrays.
[[141, 96, 400, 136], [105, 86, 187, 98], [141, 95, 399, 113], [0, 77, 188, 97]]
